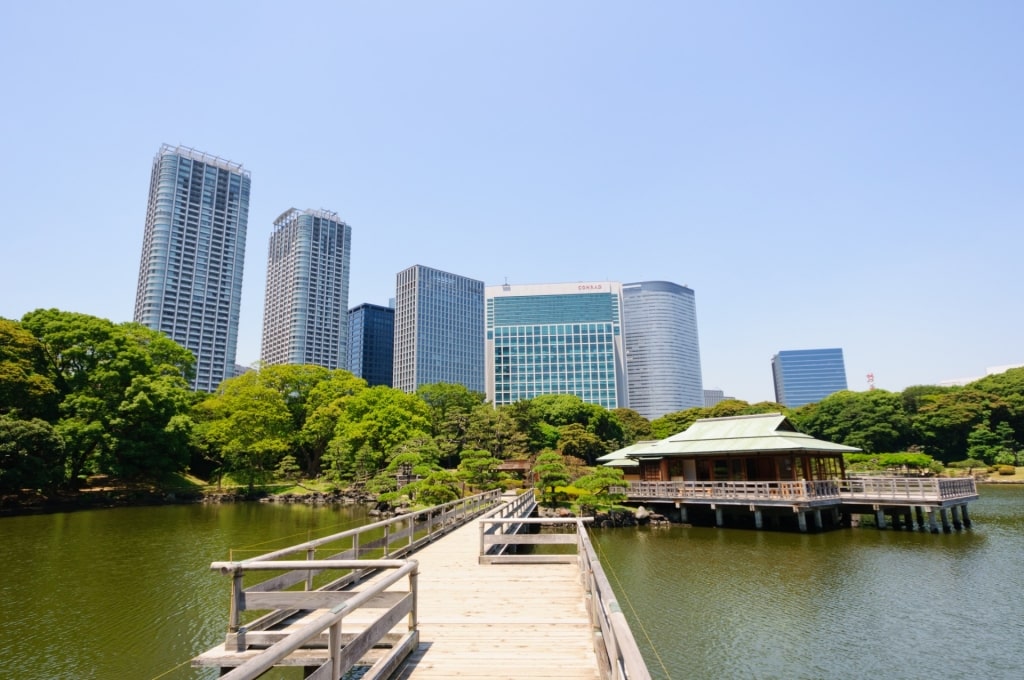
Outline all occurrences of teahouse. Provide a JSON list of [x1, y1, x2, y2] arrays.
[[601, 413, 858, 483]]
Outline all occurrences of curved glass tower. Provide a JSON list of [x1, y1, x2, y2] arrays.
[[134, 145, 250, 392], [261, 208, 352, 369], [621, 281, 703, 419]]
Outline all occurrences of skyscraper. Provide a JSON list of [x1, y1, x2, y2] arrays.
[[621, 281, 703, 419], [348, 303, 394, 387], [261, 208, 352, 369], [771, 347, 848, 407], [393, 265, 485, 393], [485, 282, 628, 410], [134, 145, 250, 392]]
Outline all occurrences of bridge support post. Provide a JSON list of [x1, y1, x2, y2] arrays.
[[715, 507, 724, 527], [797, 511, 808, 533], [927, 508, 939, 534], [914, 506, 926, 531], [940, 508, 951, 533], [961, 504, 972, 528], [679, 505, 688, 523], [831, 507, 841, 525], [951, 505, 963, 530], [875, 508, 887, 529], [813, 509, 823, 530], [753, 508, 763, 529]]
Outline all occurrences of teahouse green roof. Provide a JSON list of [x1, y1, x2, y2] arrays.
[[608, 413, 859, 462]]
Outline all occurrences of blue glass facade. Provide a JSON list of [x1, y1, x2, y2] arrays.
[[485, 283, 627, 409], [347, 303, 394, 387], [772, 348, 848, 407], [622, 281, 703, 419], [393, 265, 485, 393], [261, 208, 351, 369], [134, 145, 250, 392]]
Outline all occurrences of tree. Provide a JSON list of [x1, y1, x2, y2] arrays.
[[792, 390, 911, 453], [650, 407, 704, 439], [572, 466, 627, 513], [19, 310, 195, 487], [465, 405, 530, 459], [557, 423, 607, 465], [324, 386, 431, 482], [0, 415, 64, 493], [300, 370, 367, 476], [0, 318, 58, 420], [193, 377, 294, 493], [457, 448, 504, 491], [533, 450, 571, 505], [416, 383, 486, 467], [611, 408, 652, 445], [911, 388, 1012, 463]]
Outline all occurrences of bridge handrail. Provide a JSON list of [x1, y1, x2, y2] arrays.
[[216, 489, 503, 646], [211, 559, 418, 680], [238, 489, 503, 563]]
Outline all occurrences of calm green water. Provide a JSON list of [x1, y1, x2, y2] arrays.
[[0, 487, 1020, 679]]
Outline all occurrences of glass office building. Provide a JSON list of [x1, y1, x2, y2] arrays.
[[771, 347, 848, 407], [260, 208, 351, 369], [485, 282, 627, 410], [393, 265, 485, 393], [347, 303, 394, 387], [622, 281, 703, 419], [133, 145, 250, 392]]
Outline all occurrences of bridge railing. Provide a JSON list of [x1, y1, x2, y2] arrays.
[[478, 517, 652, 680], [610, 479, 841, 502], [217, 489, 503, 650], [478, 488, 537, 559], [206, 559, 419, 680]]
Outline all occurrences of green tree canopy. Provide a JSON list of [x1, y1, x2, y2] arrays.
[[792, 390, 911, 453]]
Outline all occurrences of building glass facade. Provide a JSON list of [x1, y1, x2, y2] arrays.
[[134, 145, 250, 392], [771, 347, 848, 407], [260, 208, 351, 369], [622, 281, 703, 419], [485, 282, 627, 410], [393, 265, 485, 393], [347, 303, 394, 387]]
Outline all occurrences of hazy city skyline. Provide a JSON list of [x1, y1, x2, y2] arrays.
[[1, 2, 1021, 403]]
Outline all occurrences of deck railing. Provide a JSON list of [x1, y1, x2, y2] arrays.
[[611, 476, 979, 505], [836, 476, 978, 501], [611, 479, 841, 502], [478, 516, 652, 680]]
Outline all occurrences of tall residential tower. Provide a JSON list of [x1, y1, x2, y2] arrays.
[[134, 145, 250, 392], [771, 347, 848, 407], [485, 282, 628, 410], [393, 265, 485, 393], [621, 281, 703, 419], [261, 208, 352, 369]]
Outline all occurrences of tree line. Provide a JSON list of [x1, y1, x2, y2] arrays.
[[2, 310, 1022, 498]]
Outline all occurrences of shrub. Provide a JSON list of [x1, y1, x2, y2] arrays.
[[997, 465, 1016, 476]]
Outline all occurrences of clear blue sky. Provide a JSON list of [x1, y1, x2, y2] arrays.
[[1, 1, 1021, 403]]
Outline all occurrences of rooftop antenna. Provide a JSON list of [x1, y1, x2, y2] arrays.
[[866, 373, 875, 391]]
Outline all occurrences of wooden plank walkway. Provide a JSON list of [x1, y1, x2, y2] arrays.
[[390, 520, 601, 679]]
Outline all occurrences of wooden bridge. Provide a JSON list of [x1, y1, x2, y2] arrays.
[[611, 475, 979, 532], [193, 489, 650, 680]]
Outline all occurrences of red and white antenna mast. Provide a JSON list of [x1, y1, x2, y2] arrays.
[[866, 373, 875, 390]]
